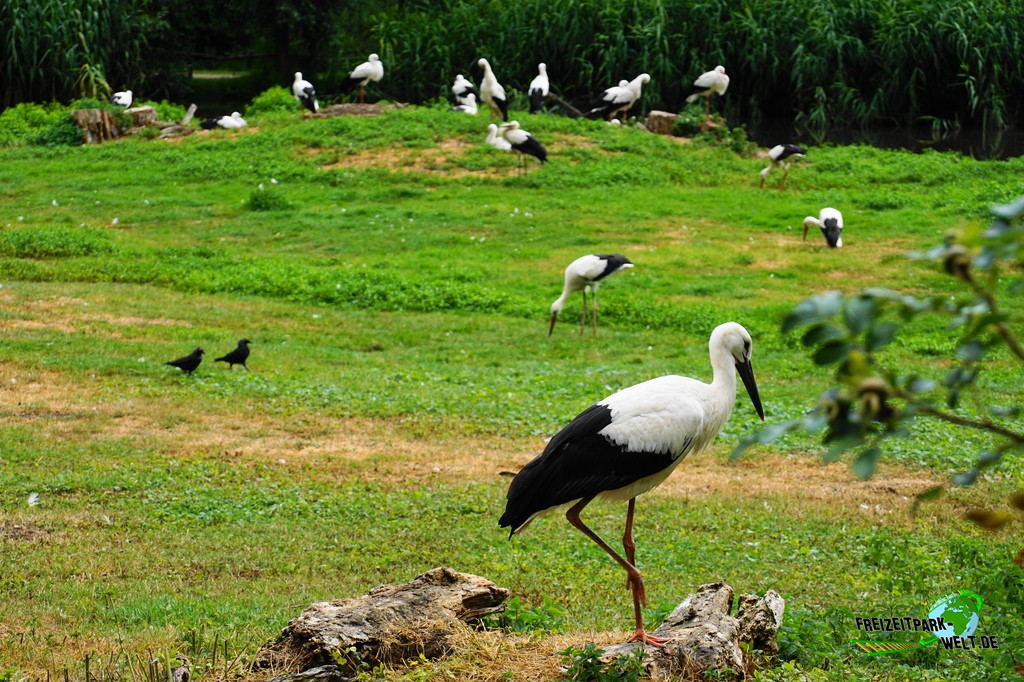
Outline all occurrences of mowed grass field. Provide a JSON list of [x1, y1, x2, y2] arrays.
[[1, 105, 1022, 681]]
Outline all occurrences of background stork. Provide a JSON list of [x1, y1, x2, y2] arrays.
[[498, 120, 547, 171], [292, 72, 318, 113], [685, 65, 729, 124], [500, 322, 765, 645], [549, 254, 632, 336], [585, 74, 650, 120], [528, 63, 550, 114], [803, 207, 844, 247], [452, 93, 478, 114], [485, 123, 512, 151], [760, 144, 806, 188], [452, 73, 477, 106], [477, 58, 509, 121], [111, 90, 132, 107], [341, 54, 384, 103]]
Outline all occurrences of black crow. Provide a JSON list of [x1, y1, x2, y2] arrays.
[[215, 338, 251, 370], [165, 347, 204, 375]]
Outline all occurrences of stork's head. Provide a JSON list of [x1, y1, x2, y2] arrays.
[[294, 72, 303, 81], [710, 323, 764, 421], [369, 53, 380, 62]]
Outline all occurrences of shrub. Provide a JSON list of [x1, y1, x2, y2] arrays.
[[0, 226, 114, 259], [246, 86, 300, 116]]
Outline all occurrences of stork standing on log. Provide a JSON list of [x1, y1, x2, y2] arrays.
[[586, 74, 650, 121], [803, 208, 844, 248], [548, 254, 632, 336], [111, 90, 132, 108], [760, 144, 806, 188], [292, 72, 318, 113], [477, 58, 509, 122], [341, 54, 384, 104], [685, 65, 729, 124], [500, 322, 765, 645], [528, 63, 550, 114]]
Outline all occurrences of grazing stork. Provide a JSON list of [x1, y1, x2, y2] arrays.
[[477, 58, 509, 122], [111, 90, 132, 108], [528, 63, 550, 114], [451, 92, 478, 115], [760, 144, 806, 188], [685, 65, 729, 123], [803, 208, 844, 248], [451, 73, 477, 106], [548, 254, 632, 336], [500, 322, 765, 645], [292, 72, 318, 113], [585, 73, 651, 121], [498, 120, 547, 172], [485, 123, 512, 151], [341, 53, 384, 104], [200, 112, 247, 130]]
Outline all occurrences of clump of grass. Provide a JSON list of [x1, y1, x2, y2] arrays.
[[0, 226, 113, 259], [247, 184, 292, 211], [246, 86, 300, 117]]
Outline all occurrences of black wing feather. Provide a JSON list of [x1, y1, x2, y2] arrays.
[[499, 403, 675, 533], [592, 254, 632, 280]]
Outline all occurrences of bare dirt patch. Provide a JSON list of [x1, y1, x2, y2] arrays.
[[0, 522, 49, 542]]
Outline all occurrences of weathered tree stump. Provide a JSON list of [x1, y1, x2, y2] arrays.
[[315, 103, 403, 118], [71, 109, 123, 144], [254, 567, 508, 676], [646, 110, 679, 135], [602, 582, 784, 677], [128, 105, 157, 127]]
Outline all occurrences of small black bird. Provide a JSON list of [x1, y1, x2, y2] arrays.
[[165, 347, 204, 375], [215, 338, 251, 370]]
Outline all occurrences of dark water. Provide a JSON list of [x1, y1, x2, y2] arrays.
[[745, 120, 1024, 161]]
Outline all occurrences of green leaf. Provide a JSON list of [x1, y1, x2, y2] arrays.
[[952, 469, 978, 486], [851, 445, 880, 480], [906, 377, 936, 394], [781, 291, 843, 334], [865, 322, 900, 351], [823, 435, 860, 463], [911, 485, 945, 515], [843, 295, 876, 334], [956, 339, 985, 362], [800, 323, 846, 348], [812, 340, 853, 365], [990, 196, 1024, 220]]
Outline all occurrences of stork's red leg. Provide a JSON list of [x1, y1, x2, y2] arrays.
[[566, 498, 669, 647], [579, 290, 588, 335]]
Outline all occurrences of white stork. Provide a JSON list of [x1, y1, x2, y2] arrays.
[[200, 112, 247, 130], [528, 63, 550, 114], [111, 90, 132, 108], [341, 53, 384, 104], [477, 58, 508, 122], [452, 73, 477, 106], [548, 254, 632, 336], [485, 123, 512, 151], [685, 65, 729, 123], [803, 208, 844, 248], [498, 120, 547, 172], [760, 144, 806, 188], [500, 322, 765, 646], [585, 73, 650, 121], [452, 92, 478, 115], [292, 72, 318, 113]]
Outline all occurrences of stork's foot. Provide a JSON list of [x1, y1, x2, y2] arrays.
[[626, 628, 670, 647]]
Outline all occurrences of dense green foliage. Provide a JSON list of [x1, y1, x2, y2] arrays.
[[377, 0, 1024, 133], [1, 105, 1022, 680]]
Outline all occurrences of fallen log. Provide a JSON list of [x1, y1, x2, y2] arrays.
[[254, 567, 508, 676], [601, 582, 784, 677]]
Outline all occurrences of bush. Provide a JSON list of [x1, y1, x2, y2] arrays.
[[0, 226, 114, 259], [0, 102, 76, 147], [246, 86, 300, 116]]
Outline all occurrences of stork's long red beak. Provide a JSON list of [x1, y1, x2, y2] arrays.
[[737, 358, 765, 421]]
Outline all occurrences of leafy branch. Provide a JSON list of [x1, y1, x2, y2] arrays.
[[736, 197, 1024, 536]]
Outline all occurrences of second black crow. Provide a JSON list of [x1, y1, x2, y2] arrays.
[[215, 338, 251, 370], [165, 347, 204, 375]]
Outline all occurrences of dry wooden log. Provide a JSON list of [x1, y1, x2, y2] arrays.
[[127, 106, 157, 127], [254, 567, 508, 675], [315, 103, 403, 118], [646, 110, 679, 135], [602, 582, 784, 677], [71, 109, 122, 144]]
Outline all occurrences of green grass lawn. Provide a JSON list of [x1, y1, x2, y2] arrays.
[[0, 105, 1022, 681]]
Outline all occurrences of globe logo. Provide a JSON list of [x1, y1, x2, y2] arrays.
[[924, 591, 982, 642]]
